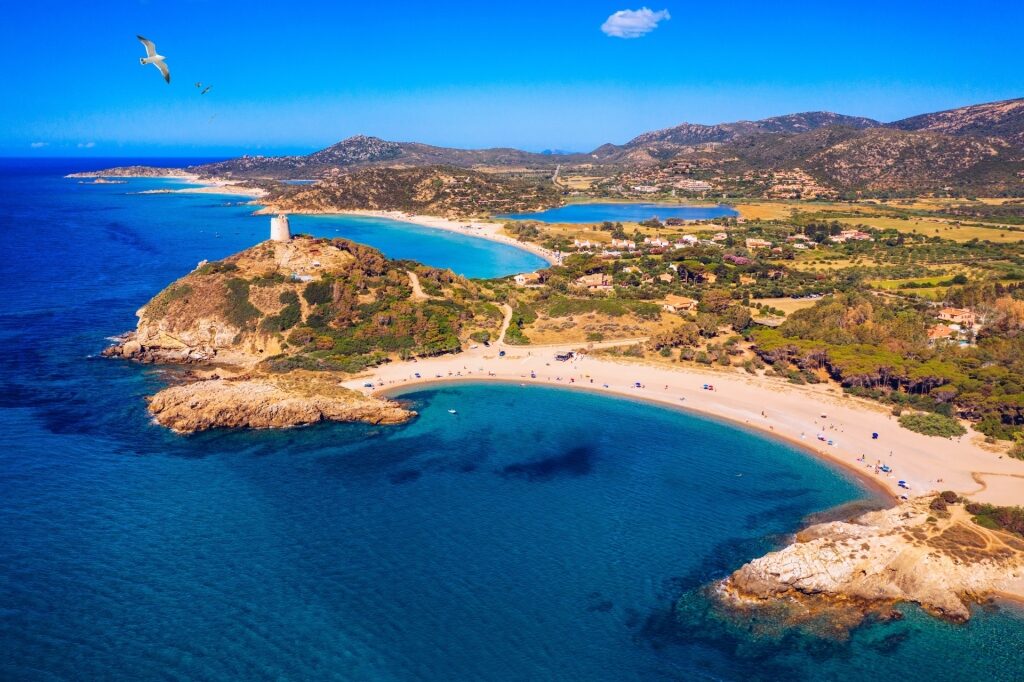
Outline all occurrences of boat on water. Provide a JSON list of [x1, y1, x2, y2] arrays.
[[448, 409, 457, 414]]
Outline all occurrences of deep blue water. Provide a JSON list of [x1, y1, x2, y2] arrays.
[[500, 202, 738, 224], [1, 159, 1023, 681]]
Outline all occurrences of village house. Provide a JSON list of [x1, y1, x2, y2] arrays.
[[660, 294, 697, 313], [829, 229, 872, 243], [658, 273, 675, 283], [611, 238, 637, 250], [632, 185, 660, 193], [711, 232, 729, 242], [643, 236, 670, 248], [938, 307, 977, 328], [573, 239, 596, 250], [745, 238, 773, 249], [674, 178, 712, 192], [574, 273, 613, 291], [927, 324, 956, 346], [513, 272, 542, 287], [673, 235, 699, 248]]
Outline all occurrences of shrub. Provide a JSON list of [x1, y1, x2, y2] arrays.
[[260, 291, 301, 333], [303, 280, 334, 305], [898, 412, 967, 438], [223, 278, 261, 329]]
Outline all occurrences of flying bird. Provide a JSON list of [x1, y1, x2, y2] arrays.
[[200, 85, 212, 95], [137, 35, 170, 83]]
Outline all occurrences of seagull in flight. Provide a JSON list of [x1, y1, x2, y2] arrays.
[[137, 35, 170, 83]]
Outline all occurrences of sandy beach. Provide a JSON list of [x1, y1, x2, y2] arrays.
[[344, 341, 1024, 507], [162, 175, 267, 198]]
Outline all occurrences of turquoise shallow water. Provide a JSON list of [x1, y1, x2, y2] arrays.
[[500, 202, 738, 224], [1, 159, 1023, 681]]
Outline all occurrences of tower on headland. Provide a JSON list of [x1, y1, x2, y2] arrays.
[[270, 214, 291, 242]]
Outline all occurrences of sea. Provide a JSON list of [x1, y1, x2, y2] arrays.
[[500, 202, 738, 224], [1, 158, 1022, 681]]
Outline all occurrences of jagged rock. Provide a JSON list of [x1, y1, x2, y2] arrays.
[[719, 499, 1024, 623]]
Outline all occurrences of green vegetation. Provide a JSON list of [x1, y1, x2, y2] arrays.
[[223, 278, 262, 329], [504, 303, 536, 345], [544, 295, 660, 320], [898, 413, 967, 438], [752, 287, 1024, 441], [260, 291, 302, 333], [966, 502, 1024, 537]]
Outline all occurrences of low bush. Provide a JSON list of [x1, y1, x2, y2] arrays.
[[898, 412, 966, 438]]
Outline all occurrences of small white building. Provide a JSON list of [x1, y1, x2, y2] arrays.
[[514, 272, 542, 287]]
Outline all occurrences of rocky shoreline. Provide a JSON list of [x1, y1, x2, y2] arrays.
[[144, 371, 413, 434], [717, 497, 1024, 625]]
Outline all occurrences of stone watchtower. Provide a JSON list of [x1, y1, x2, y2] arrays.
[[270, 214, 291, 242]]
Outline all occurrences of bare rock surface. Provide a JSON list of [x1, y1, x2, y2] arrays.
[[147, 371, 413, 433], [720, 499, 1024, 622]]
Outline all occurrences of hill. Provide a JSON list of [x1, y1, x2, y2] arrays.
[[72, 97, 1024, 199], [889, 97, 1024, 149], [265, 165, 561, 217], [104, 234, 509, 431], [194, 135, 581, 180]]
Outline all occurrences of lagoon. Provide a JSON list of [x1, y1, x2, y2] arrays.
[[501, 202, 738, 224]]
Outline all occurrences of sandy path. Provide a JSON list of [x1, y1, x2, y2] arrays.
[[407, 271, 428, 301], [344, 344, 1024, 506]]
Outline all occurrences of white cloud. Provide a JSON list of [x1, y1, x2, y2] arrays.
[[77, 141, 96, 149], [29, 141, 48, 148], [601, 7, 670, 38]]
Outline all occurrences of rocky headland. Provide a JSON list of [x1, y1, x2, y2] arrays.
[[105, 233, 503, 433], [718, 496, 1024, 625], [145, 371, 412, 433]]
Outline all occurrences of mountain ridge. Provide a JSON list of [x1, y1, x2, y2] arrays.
[[78, 96, 1024, 198]]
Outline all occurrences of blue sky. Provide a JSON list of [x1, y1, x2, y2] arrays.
[[3, 0, 1022, 156]]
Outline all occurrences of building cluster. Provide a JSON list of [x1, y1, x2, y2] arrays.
[[928, 307, 979, 347], [829, 229, 872, 243]]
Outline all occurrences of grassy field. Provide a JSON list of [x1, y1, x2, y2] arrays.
[[733, 201, 801, 221], [833, 216, 1024, 243], [750, 297, 820, 315]]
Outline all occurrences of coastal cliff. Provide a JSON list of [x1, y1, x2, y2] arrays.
[[719, 497, 1024, 624], [107, 234, 502, 432]]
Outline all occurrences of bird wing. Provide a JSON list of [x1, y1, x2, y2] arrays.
[[152, 58, 170, 83], [201, 85, 212, 95], [137, 35, 157, 58]]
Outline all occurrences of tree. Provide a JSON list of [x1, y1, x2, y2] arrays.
[[696, 313, 720, 338]]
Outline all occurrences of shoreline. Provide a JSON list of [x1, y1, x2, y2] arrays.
[[381, 375, 897, 505], [315, 209, 560, 267], [344, 346, 1024, 506]]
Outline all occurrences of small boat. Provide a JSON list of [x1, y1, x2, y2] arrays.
[[448, 409, 457, 414]]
